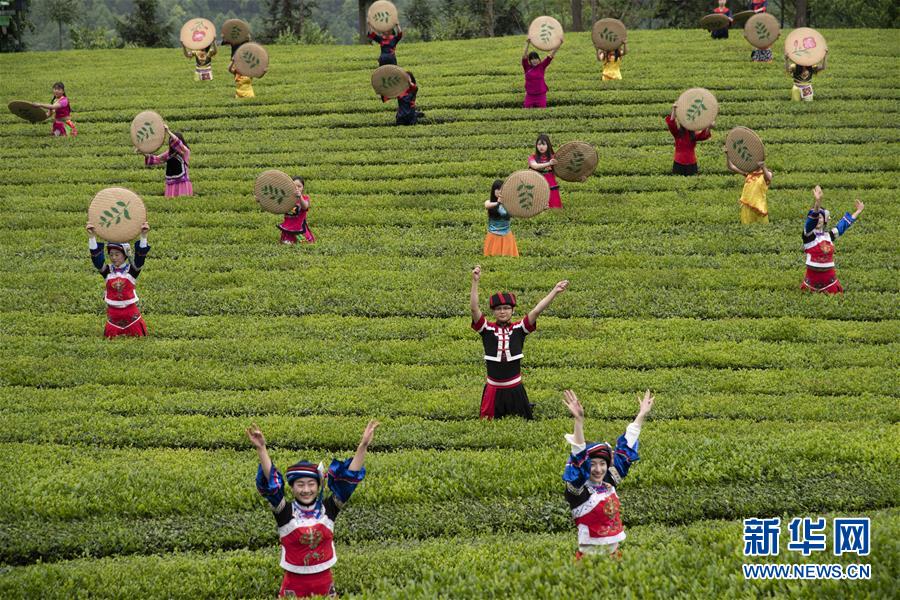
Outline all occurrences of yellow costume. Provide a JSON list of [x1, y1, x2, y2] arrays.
[[602, 56, 622, 81], [739, 170, 770, 224], [235, 74, 255, 98]]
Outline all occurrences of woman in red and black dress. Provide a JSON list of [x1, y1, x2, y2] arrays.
[[278, 176, 316, 244], [248, 420, 378, 598], [665, 103, 713, 176], [87, 221, 150, 338], [711, 0, 732, 40], [801, 185, 865, 294], [368, 23, 402, 66], [470, 265, 568, 420]]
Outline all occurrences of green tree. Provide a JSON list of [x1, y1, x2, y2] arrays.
[[264, 0, 316, 41], [0, 0, 35, 52], [409, 0, 434, 40], [39, 0, 80, 50], [115, 0, 173, 47]]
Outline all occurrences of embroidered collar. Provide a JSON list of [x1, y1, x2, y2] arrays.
[[292, 500, 322, 520], [111, 262, 130, 275]]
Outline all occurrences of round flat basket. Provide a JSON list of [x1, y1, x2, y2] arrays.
[[731, 10, 755, 26], [88, 188, 147, 243], [591, 18, 626, 51], [500, 170, 550, 219], [130, 110, 166, 154], [554, 141, 599, 183], [233, 42, 269, 78], [528, 16, 564, 51], [724, 127, 765, 175], [371, 64, 409, 98], [254, 170, 296, 214], [675, 87, 718, 132], [744, 13, 780, 49], [367, 1, 399, 34], [784, 27, 827, 67], [180, 18, 216, 50], [700, 13, 730, 31], [221, 18, 251, 45], [8, 100, 49, 123]]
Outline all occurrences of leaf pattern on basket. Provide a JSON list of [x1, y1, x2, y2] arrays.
[[241, 50, 260, 70], [134, 122, 155, 144], [516, 182, 535, 211], [566, 150, 585, 176], [538, 22, 555, 45], [598, 27, 618, 43], [685, 97, 707, 123], [260, 185, 287, 206], [754, 21, 770, 41], [373, 10, 390, 24], [381, 75, 402, 89], [731, 139, 753, 164], [228, 25, 243, 41], [99, 200, 132, 228]]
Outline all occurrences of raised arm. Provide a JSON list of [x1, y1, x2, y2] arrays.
[[632, 389, 654, 430], [131, 223, 151, 277], [523, 38, 531, 58], [759, 161, 773, 185], [348, 420, 379, 471], [470, 265, 483, 323], [86, 223, 107, 273], [724, 150, 743, 175], [804, 186, 823, 234], [665, 104, 679, 136], [527, 280, 568, 324], [563, 390, 585, 447], [549, 38, 562, 58], [246, 423, 273, 482], [182, 44, 193, 58]]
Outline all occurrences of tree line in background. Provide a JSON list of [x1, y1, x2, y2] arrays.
[[2, 0, 896, 52]]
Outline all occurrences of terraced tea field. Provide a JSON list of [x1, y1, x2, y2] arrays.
[[0, 29, 897, 598]]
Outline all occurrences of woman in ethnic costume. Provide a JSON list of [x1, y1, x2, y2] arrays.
[[665, 103, 713, 176], [483, 179, 518, 257], [367, 23, 402, 66], [86, 221, 150, 338], [801, 185, 864, 294], [470, 265, 568, 419], [562, 389, 654, 560], [32, 82, 76, 136], [528, 134, 562, 208], [726, 158, 773, 224], [143, 125, 193, 197], [183, 41, 217, 81], [247, 420, 378, 598], [278, 176, 316, 244]]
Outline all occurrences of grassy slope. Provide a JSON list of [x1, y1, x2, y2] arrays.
[[0, 29, 898, 598]]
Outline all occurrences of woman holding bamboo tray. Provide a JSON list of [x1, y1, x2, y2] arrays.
[[142, 125, 193, 197], [87, 221, 151, 338], [483, 179, 518, 257]]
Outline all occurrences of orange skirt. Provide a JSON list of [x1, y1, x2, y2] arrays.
[[483, 232, 519, 257]]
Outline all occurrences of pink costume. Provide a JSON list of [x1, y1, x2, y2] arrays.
[[522, 56, 552, 108], [145, 136, 193, 197], [529, 154, 562, 208], [278, 195, 316, 244], [51, 96, 75, 136]]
